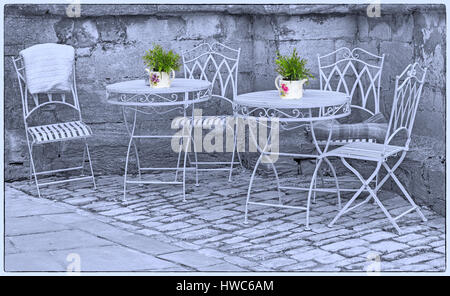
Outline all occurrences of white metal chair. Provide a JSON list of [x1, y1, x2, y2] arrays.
[[181, 42, 241, 183], [12, 43, 96, 197], [297, 47, 386, 199], [325, 63, 427, 234]]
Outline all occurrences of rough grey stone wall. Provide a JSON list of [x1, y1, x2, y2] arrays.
[[3, 4, 445, 214], [354, 10, 446, 215]]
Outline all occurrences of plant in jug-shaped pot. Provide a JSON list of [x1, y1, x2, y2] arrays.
[[143, 44, 181, 88], [274, 49, 314, 99]]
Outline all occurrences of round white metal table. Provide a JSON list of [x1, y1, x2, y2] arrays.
[[235, 89, 351, 230], [106, 78, 212, 201]]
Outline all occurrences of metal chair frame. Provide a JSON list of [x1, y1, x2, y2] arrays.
[[326, 63, 428, 234], [182, 42, 242, 183], [11, 53, 96, 197], [301, 47, 386, 198]]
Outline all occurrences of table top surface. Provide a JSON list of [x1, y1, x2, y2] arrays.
[[235, 89, 350, 109], [106, 78, 211, 95]]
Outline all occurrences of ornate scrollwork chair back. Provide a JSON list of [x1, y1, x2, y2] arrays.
[[318, 47, 385, 121], [384, 62, 427, 150], [182, 42, 240, 116], [181, 42, 242, 182]]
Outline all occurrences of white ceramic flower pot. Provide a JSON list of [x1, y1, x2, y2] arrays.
[[275, 75, 307, 99], [145, 69, 175, 88]]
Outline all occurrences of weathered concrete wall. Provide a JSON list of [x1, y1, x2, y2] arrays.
[[3, 4, 445, 214], [4, 5, 256, 179], [354, 9, 446, 214]]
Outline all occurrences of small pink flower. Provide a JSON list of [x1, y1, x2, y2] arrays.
[[151, 73, 160, 85], [281, 83, 289, 93]]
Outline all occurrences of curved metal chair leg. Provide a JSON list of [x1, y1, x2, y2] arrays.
[[192, 134, 199, 186], [182, 125, 193, 202], [312, 175, 317, 204], [306, 158, 323, 230], [244, 154, 263, 224], [131, 115, 142, 185], [323, 157, 341, 209], [312, 159, 320, 204], [228, 132, 238, 182], [132, 141, 141, 184], [122, 106, 137, 200], [228, 120, 241, 182], [175, 138, 183, 182], [373, 171, 380, 205], [234, 118, 244, 170]]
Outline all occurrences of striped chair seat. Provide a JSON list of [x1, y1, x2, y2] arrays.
[[28, 121, 92, 144], [311, 113, 388, 144]]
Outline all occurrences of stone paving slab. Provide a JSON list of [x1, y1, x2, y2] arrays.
[[111, 234, 183, 256], [5, 170, 446, 272], [159, 250, 227, 269], [49, 245, 180, 272], [201, 262, 247, 272], [5, 251, 67, 272], [6, 216, 70, 236], [4, 187, 223, 272], [8, 229, 115, 253], [6, 198, 72, 218]]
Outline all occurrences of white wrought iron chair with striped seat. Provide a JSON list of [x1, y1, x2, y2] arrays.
[[181, 42, 241, 184], [313, 47, 386, 145], [297, 47, 386, 200], [324, 63, 427, 234], [12, 43, 96, 197]]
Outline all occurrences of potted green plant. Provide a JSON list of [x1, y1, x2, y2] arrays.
[[274, 49, 314, 99], [143, 44, 181, 88]]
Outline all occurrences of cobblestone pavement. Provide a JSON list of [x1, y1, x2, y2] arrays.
[[5, 169, 446, 272]]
